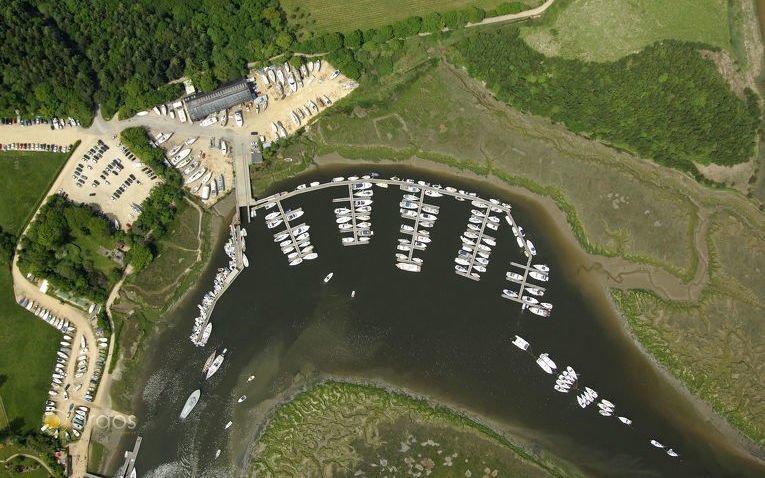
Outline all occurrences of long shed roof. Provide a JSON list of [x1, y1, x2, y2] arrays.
[[185, 79, 256, 122]]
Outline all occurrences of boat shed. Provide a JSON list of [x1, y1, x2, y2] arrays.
[[184, 78, 257, 122]]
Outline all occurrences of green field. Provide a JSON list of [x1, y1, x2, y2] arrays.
[[283, 0, 540, 33], [251, 381, 579, 476], [0, 151, 65, 437], [0, 260, 59, 437], [522, 0, 734, 61], [0, 152, 68, 235]]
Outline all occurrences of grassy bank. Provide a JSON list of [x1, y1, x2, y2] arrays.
[[0, 268, 59, 435], [252, 380, 580, 477], [108, 199, 216, 411], [0, 150, 71, 436], [282, 0, 540, 33], [0, 151, 70, 235], [521, 0, 734, 61]]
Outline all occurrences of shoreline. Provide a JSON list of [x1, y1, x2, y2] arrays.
[[100, 195, 236, 474], [303, 152, 765, 462], [240, 373, 583, 478]]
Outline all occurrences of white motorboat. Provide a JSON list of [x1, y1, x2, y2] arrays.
[[200, 117, 218, 127], [511, 335, 529, 351], [502, 289, 519, 300], [303, 252, 318, 260], [529, 270, 549, 282], [666, 449, 679, 458], [183, 161, 199, 176], [237, 395, 247, 403], [534, 264, 550, 272], [323, 272, 333, 283], [536, 353, 557, 374], [167, 145, 182, 157], [529, 306, 551, 318], [242, 254, 249, 267], [186, 168, 207, 185], [205, 349, 227, 380], [526, 287, 545, 297], [526, 239, 537, 256], [396, 262, 421, 272], [185, 137, 198, 146], [171, 148, 191, 165], [618, 416, 632, 426], [221, 140, 228, 156], [650, 440, 664, 449], [180, 390, 201, 419], [351, 290, 356, 298], [506, 271, 524, 281]]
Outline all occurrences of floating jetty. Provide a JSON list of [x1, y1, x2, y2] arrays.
[[454, 202, 496, 281], [267, 200, 317, 266], [396, 184, 440, 272], [332, 179, 374, 246], [189, 220, 244, 346]]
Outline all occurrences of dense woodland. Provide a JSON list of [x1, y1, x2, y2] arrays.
[[452, 29, 761, 171], [1, 0, 295, 121], [17, 195, 120, 301]]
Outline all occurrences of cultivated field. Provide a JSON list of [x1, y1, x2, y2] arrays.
[[521, 0, 733, 61], [308, 33, 765, 443], [282, 0, 540, 33], [250, 381, 577, 476], [0, 151, 68, 235]]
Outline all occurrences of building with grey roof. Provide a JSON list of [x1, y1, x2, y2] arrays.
[[184, 78, 256, 122]]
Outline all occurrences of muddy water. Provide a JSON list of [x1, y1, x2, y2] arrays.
[[115, 165, 764, 478]]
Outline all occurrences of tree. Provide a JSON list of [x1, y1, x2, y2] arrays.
[[392, 16, 422, 37], [127, 242, 153, 272], [275, 32, 294, 50], [321, 32, 344, 51], [344, 30, 363, 49], [421, 13, 444, 32], [464, 6, 485, 23], [0, 226, 16, 263]]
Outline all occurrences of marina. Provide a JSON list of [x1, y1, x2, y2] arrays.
[[122, 166, 765, 478], [243, 176, 544, 315]]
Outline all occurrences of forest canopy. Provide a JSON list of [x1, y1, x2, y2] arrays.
[[0, 0, 295, 122], [452, 29, 761, 171], [17, 195, 121, 301]]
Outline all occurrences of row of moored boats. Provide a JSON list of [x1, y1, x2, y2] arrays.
[[334, 177, 374, 246], [190, 225, 245, 347], [511, 335, 680, 459], [266, 202, 317, 266], [395, 182, 442, 272], [454, 202, 500, 280]]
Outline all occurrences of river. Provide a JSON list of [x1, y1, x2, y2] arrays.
[[113, 165, 765, 478]]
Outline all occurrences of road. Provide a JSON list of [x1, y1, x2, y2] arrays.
[[467, 0, 556, 27]]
